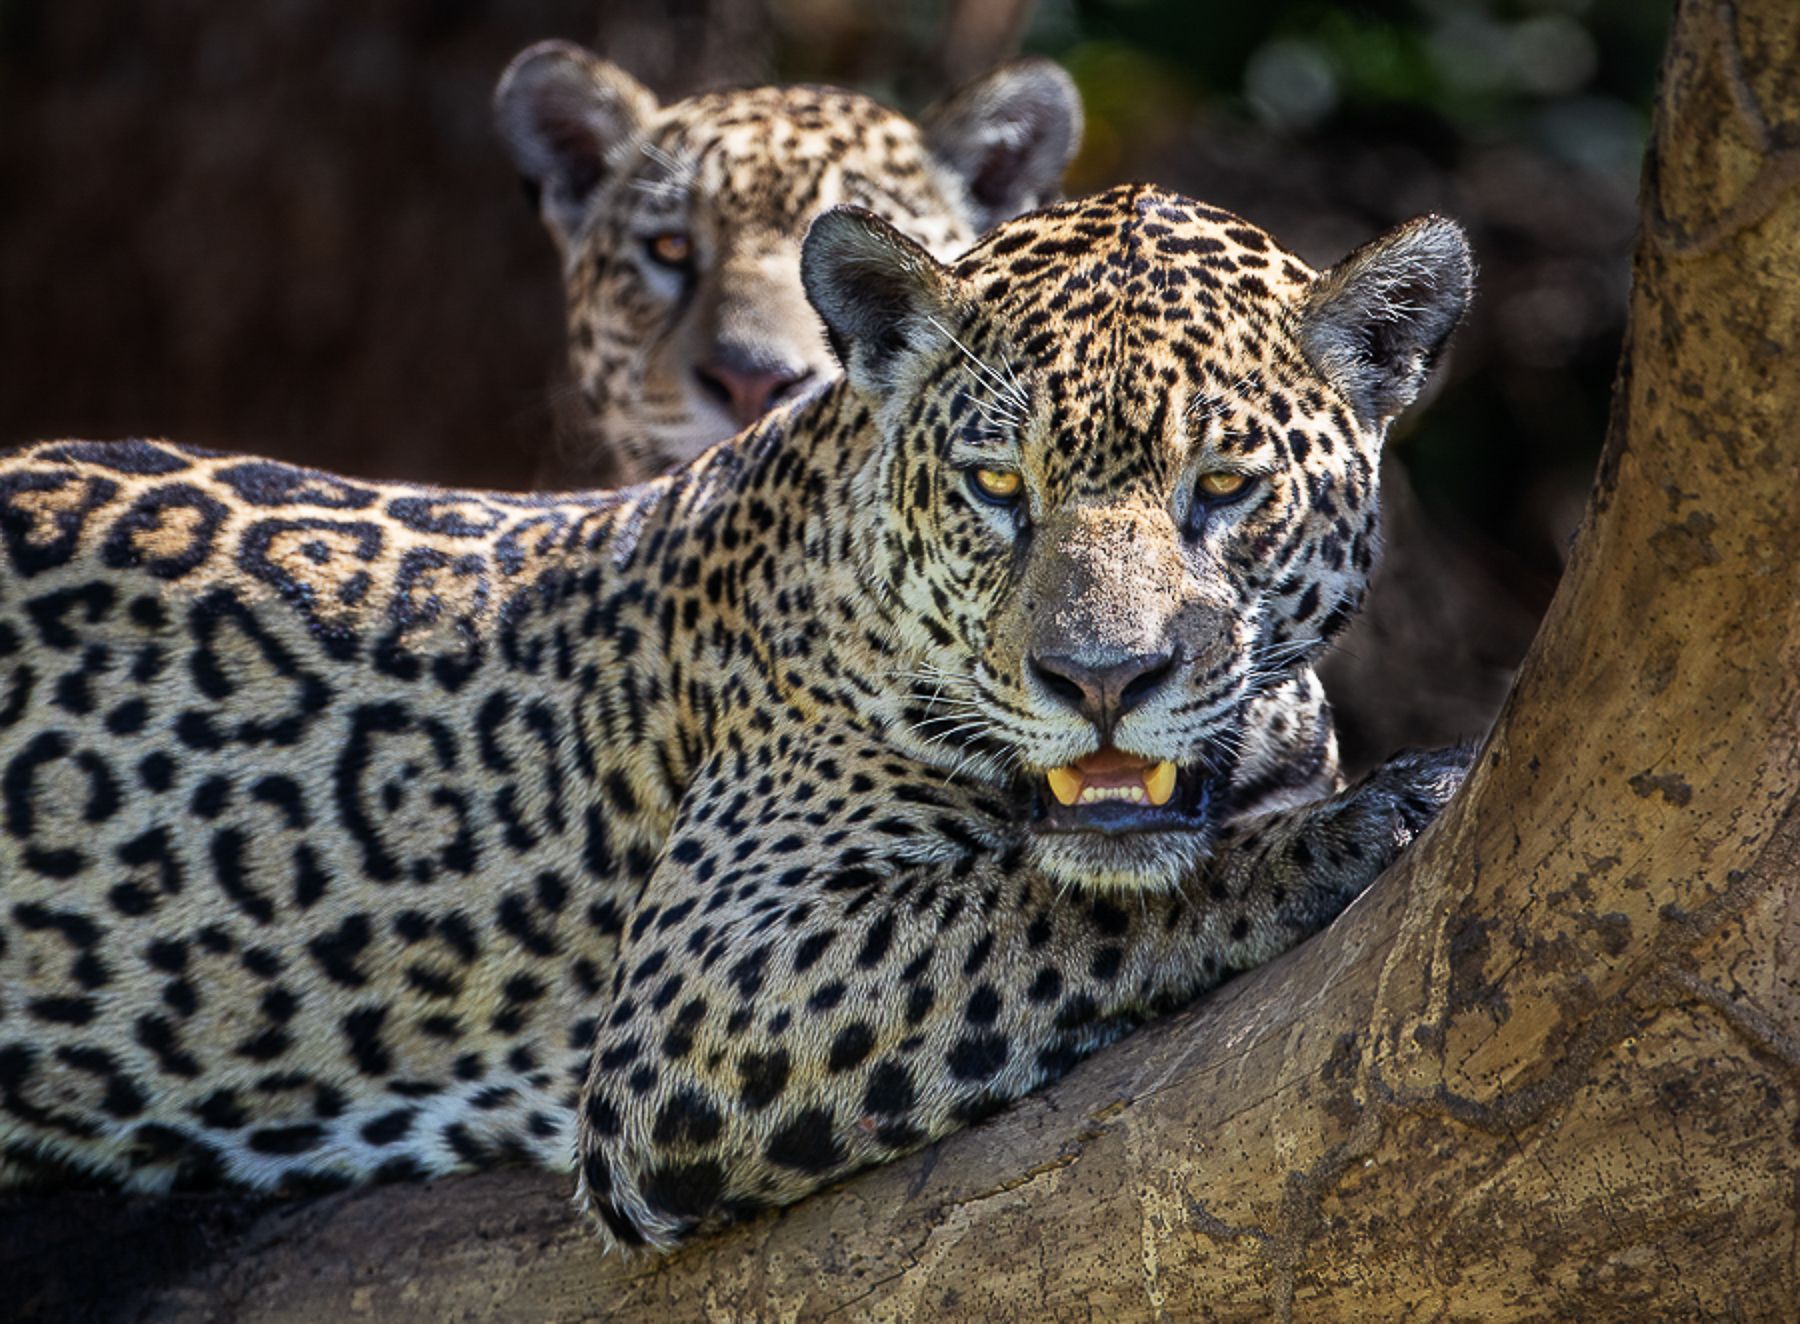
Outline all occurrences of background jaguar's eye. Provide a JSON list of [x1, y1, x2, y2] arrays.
[[1197, 470, 1249, 499], [969, 468, 1023, 505], [645, 232, 693, 268]]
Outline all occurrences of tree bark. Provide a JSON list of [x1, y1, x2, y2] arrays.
[[12, 0, 1800, 1318]]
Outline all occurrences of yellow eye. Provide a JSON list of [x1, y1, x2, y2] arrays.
[[646, 232, 693, 267], [1197, 470, 1249, 498], [969, 468, 1023, 504]]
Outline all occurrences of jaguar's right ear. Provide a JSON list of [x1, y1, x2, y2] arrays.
[[494, 41, 659, 249], [802, 207, 956, 395]]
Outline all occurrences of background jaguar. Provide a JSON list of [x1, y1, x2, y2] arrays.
[[495, 40, 1081, 486], [0, 185, 1471, 1251]]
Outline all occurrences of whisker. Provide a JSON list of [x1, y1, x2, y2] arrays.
[[927, 316, 1029, 413]]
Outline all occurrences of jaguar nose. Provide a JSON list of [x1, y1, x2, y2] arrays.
[[1028, 647, 1179, 738], [694, 347, 814, 429]]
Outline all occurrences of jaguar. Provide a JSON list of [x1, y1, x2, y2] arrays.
[[0, 185, 1472, 1251], [495, 40, 1081, 485]]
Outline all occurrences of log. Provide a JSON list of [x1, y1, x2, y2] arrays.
[[11, 0, 1800, 1317]]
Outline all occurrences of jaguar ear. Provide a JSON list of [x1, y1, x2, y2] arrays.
[[494, 41, 659, 249], [923, 59, 1083, 230], [1299, 216, 1474, 431], [803, 207, 955, 395]]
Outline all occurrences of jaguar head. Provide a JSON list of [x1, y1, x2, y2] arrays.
[[496, 41, 1081, 483], [803, 185, 1471, 890]]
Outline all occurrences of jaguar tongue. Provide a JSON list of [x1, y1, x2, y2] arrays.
[[1046, 750, 1179, 808]]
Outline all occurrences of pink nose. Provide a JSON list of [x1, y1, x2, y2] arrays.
[[695, 354, 813, 429]]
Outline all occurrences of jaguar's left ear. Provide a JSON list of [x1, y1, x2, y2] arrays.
[[1299, 216, 1474, 431], [802, 206, 956, 395]]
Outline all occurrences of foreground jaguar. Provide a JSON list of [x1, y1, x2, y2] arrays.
[[0, 185, 1472, 1250], [495, 40, 1081, 485]]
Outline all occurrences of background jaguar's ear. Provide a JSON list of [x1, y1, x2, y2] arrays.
[[1299, 216, 1474, 431], [803, 207, 955, 394], [494, 41, 659, 249], [923, 59, 1083, 230]]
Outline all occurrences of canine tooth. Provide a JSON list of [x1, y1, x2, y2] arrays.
[[1144, 761, 1177, 807], [1048, 766, 1082, 806]]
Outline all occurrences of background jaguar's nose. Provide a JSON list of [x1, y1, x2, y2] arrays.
[[1028, 647, 1178, 737], [695, 345, 814, 429]]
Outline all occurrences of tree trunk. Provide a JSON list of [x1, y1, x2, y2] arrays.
[[11, 0, 1800, 1318]]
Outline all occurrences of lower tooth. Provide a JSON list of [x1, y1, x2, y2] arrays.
[[1076, 785, 1150, 804]]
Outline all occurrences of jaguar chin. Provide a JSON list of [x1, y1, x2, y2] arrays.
[[1023, 747, 1219, 892]]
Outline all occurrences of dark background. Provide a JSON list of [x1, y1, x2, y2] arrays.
[[0, 0, 1670, 754]]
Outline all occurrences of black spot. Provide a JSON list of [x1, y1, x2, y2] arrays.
[[965, 984, 1002, 1025], [234, 1026, 291, 1062], [827, 1022, 876, 1073], [1090, 898, 1129, 936], [1055, 994, 1099, 1031], [442, 1123, 489, 1166], [361, 1109, 416, 1145], [642, 1159, 727, 1223], [1026, 967, 1063, 1004], [947, 1033, 1008, 1082], [794, 928, 835, 973], [28, 996, 94, 1025], [951, 1092, 1008, 1126], [108, 882, 155, 916], [738, 1049, 790, 1109], [1089, 945, 1124, 982], [594, 1199, 648, 1249], [160, 978, 196, 1016], [855, 911, 896, 968], [191, 1090, 248, 1130], [308, 915, 372, 988], [875, 1121, 925, 1150], [374, 1157, 425, 1184], [145, 938, 188, 972], [764, 1108, 845, 1174], [105, 697, 149, 735], [129, 1014, 196, 1079], [651, 1088, 724, 1147], [138, 750, 176, 791], [584, 1092, 621, 1138], [190, 775, 231, 818], [962, 933, 994, 976], [342, 1006, 390, 1076], [863, 1061, 915, 1116], [247, 1123, 325, 1155]]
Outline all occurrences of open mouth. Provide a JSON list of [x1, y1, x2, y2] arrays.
[[1035, 747, 1212, 835]]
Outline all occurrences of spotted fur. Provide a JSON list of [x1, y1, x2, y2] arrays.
[[496, 41, 1081, 485], [0, 186, 1471, 1250]]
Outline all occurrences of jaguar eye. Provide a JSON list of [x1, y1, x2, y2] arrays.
[[645, 232, 693, 268], [968, 468, 1023, 506], [1187, 469, 1258, 536]]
